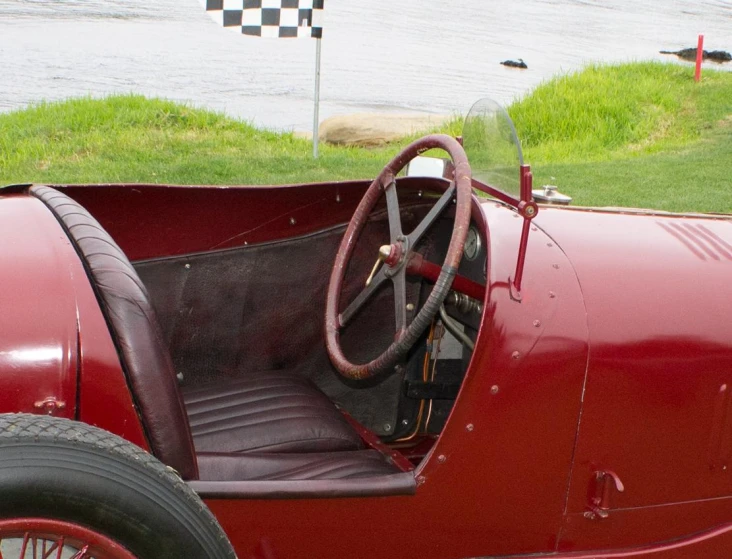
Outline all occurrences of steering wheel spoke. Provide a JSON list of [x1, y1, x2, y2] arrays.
[[407, 183, 456, 247], [392, 269, 408, 336], [338, 266, 388, 328], [384, 179, 403, 242]]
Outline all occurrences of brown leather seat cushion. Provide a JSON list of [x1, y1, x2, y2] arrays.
[[182, 369, 364, 454], [197, 449, 397, 482]]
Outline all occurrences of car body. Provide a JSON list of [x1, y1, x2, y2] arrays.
[[0, 103, 731, 559]]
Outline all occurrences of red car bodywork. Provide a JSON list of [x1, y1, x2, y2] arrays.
[[1, 176, 731, 558]]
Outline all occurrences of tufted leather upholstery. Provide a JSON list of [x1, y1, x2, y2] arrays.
[[183, 370, 363, 454], [31, 185, 198, 479], [196, 450, 396, 482]]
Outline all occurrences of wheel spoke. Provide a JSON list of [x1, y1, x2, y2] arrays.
[[70, 546, 91, 559], [384, 180, 403, 242], [392, 269, 407, 335], [0, 518, 140, 559], [339, 267, 388, 328], [41, 538, 60, 559], [0, 536, 89, 559], [50, 537, 62, 559], [407, 183, 456, 247]]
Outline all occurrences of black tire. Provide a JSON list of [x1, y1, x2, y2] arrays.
[[0, 413, 236, 559]]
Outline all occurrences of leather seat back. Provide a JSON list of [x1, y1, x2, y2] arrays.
[[32, 186, 198, 480]]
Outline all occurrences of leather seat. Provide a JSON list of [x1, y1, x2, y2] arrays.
[[183, 370, 363, 454], [31, 186, 373, 481]]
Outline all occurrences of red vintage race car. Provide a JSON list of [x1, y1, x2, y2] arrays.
[[0, 99, 731, 559]]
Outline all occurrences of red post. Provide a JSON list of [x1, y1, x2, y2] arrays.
[[695, 34, 704, 82]]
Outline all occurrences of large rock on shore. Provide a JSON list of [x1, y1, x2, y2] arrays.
[[318, 113, 452, 147]]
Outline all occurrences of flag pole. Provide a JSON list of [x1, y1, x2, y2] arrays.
[[313, 37, 322, 158]]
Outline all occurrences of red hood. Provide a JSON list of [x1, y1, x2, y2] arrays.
[[534, 206, 732, 354]]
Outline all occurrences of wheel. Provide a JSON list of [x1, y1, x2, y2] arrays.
[[0, 414, 235, 559], [325, 133, 473, 379]]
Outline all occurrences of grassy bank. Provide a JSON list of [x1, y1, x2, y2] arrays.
[[511, 62, 732, 212], [0, 95, 395, 185], [1, 61, 731, 212]]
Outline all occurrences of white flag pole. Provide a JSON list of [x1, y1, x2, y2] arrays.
[[313, 37, 322, 158]]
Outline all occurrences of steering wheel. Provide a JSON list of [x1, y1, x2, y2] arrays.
[[325, 134, 473, 379]]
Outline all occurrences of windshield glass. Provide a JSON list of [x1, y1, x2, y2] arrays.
[[462, 97, 524, 201]]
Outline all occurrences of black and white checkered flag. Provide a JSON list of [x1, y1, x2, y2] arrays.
[[203, 0, 324, 38]]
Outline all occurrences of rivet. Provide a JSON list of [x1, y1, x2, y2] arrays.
[[466, 423, 474, 431], [417, 475, 426, 485], [184, 263, 191, 269], [406, 303, 415, 311], [533, 320, 541, 327], [549, 291, 556, 298], [418, 190, 423, 198], [289, 217, 296, 225], [401, 419, 409, 426], [383, 423, 392, 432], [490, 385, 499, 394], [511, 351, 520, 360], [547, 242, 553, 247], [335, 194, 341, 202], [437, 455, 447, 464], [552, 264, 559, 269]]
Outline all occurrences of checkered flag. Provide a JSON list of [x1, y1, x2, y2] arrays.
[[203, 0, 324, 38]]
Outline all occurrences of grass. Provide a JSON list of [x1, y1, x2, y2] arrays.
[[1, 61, 731, 213], [0, 95, 397, 185], [509, 62, 732, 212]]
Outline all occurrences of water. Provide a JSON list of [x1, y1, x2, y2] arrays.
[[0, 0, 730, 131]]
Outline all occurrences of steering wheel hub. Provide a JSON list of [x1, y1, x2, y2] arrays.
[[383, 235, 409, 275]]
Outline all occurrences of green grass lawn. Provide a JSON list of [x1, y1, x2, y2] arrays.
[[1, 61, 731, 212], [512, 62, 732, 213]]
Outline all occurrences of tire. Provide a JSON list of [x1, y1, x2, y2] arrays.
[[0, 413, 236, 559]]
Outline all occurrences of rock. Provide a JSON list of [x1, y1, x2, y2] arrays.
[[500, 59, 527, 69], [660, 48, 731, 63], [318, 113, 452, 147], [708, 50, 732, 62], [660, 47, 698, 60]]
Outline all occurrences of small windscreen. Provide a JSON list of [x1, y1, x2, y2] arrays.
[[462, 97, 524, 200]]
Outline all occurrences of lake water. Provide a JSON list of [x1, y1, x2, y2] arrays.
[[0, 0, 730, 131]]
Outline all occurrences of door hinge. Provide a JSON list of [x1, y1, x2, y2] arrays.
[[585, 470, 624, 520]]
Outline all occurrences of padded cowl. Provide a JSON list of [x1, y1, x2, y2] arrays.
[[183, 370, 364, 454], [31, 186, 198, 480]]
